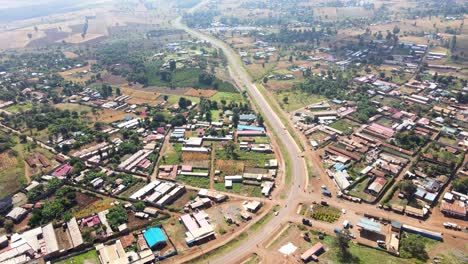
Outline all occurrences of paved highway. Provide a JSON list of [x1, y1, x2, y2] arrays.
[[173, 2, 468, 264], [174, 8, 310, 264]]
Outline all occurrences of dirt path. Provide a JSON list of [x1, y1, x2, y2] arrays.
[[210, 147, 215, 189], [23, 161, 32, 183]]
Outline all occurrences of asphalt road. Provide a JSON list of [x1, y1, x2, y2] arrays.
[[173, 14, 310, 263]]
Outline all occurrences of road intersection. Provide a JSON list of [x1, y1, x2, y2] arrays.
[[173, 2, 468, 263]]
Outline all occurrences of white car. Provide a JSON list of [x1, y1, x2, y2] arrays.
[[275, 211, 279, 216]]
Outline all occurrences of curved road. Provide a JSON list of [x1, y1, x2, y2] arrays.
[[174, 10, 309, 264]]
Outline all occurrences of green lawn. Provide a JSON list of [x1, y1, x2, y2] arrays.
[[214, 182, 263, 197], [5, 102, 33, 113], [274, 90, 326, 112], [146, 65, 237, 92], [176, 175, 210, 188], [211, 91, 244, 103], [160, 144, 182, 165], [306, 232, 414, 264], [329, 119, 359, 135], [56, 250, 100, 264], [237, 150, 275, 168]]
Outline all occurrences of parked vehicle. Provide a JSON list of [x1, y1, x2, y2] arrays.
[[302, 218, 312, 226]]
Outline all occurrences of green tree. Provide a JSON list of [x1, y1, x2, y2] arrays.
[[333, 230, 354, 262], [399, 180, 417, 198], [134, 201, 145, 212], [169, 60, 176, 71], [4, 219, 14, 233], [400, 234, 429, 261], [282, 96, 289, 104], [452, 178, 468, 194], [224, 141, 238, 160], [450, 35, 457, 51], [107, 205, 128, 231]]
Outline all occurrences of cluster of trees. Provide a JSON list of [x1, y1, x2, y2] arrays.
[[100, 84, 114, 98], [452, 177, 468, 195], [183, 10, 220, 28], [27, 178, 62, 203], [265, 27, 332, 43], [393, 131, 428, 151], [29, 185, 77, 227], [0, 134, 15, 153], [107, 205, 128, 231], [399, 233, 429, 261]]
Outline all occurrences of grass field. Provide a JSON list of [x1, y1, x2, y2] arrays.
[[56, 250, 100, 264], [211, 91, 244, 103], [329, 119, 360, 135], [160, 143, 182, 165], [146, 65, 237, 92], [274, 90, 325, 112], [176, 175, 210, 188], [5, 102, 33, 113], [214, 182, 263, 197], [55, 103, 93, 113]]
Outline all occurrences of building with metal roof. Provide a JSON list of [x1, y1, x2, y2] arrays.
[[357, 218, 381, 233], [143, 227, 167, 249]]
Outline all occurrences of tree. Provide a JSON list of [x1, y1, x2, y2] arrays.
[[333, 230, 353, 262], [116, 87, 121, 96], [450, 35, 457, 51], [282, 96, 289, 104], [288, 55, 293, 62], [232, 112, 240, 127], [169, 60, 176, 71], [257, 114, 264, 127], [263, 77, 268, 84], [4, 219, 14, 233], [134, 201, 145, 212], [452, 178, 468, 194], [400, 233, 429, 261], [178, 97, 188, 109], [399, 180, 417, 197], [225, 141, 238, 160], [19, 134, 27, 143], [107, 205, 128, 231]]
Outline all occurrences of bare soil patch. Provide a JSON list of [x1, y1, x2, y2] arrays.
[[215, 160, 245, 175], [63, 51, 79, 59], [0, 151, 17, 170], [122, 87, 160, 105], [181, 152, 210, 162], [184, 88, 218, 98]]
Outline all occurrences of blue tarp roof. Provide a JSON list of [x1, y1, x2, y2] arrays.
[[144, 227, 166, 248], [357, 218, 381, 233], [334, 163, 346, 171], [237, 125, 265, 132]]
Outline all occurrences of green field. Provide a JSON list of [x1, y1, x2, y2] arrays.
[[176, 175, 210, 188], [56, 250, 100, 264], [146, 64, 237, 92], [214, 182, 263, 197], [211, 91, 244, 103], [160, 143, 182, 165], [0, 134, 55, 197], [5, 102, 33, 113], [329, 119, 360, 135], [275, 90, 326, 112]]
